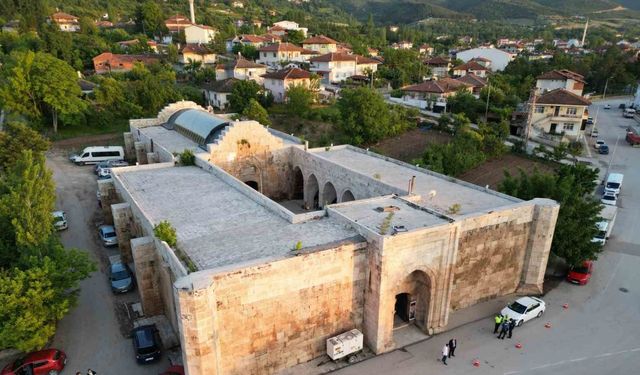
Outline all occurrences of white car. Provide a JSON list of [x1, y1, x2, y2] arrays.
[[590, 128, 599, 138], [52, 211, 68, 231], [604, 104, 611, 110], [594, 140, 605, 149], [601, 192, 617, 206], [500, 296, 546, 326]]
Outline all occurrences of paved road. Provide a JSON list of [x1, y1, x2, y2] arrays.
[[335, 97, 640, 375], [47, 152, 167, 374]]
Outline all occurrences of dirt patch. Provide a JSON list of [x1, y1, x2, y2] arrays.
[[457, 153, 556, 190], [371, 128, 452, 162], [52, 132, 124, 152]]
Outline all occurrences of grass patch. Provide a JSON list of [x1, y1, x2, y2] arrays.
[[47, 118, 130, 141]]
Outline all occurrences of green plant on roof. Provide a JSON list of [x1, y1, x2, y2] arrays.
[[294, 241, 303, 251], [179, 149, 195, 166], [373, 173, 381, 179], [447, 203, 461, 215], [154, 220, 177, 247], [380, 212, 394, 235]]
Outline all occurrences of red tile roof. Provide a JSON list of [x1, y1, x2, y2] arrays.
[[51, 12, 78, 22], [402, 78, 470, 94], [217, 58, 266, 70], [258, 42, 305, 52], [537, 88, 591, 106], [456, 74, 487, 87], [302, 35, 338, 45], [181, 44, 214, 54], [309, 53, 380, 64], [261, 67, 311, 80], [424, 56, 450, 66], [202, 78, 239, 93], [453, 60, 487, 71], [537, 69, 585, 84]]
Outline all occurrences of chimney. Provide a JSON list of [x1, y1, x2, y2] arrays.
[[188, 0, 195, 24]]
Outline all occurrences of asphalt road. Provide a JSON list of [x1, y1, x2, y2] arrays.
[[47, 152, 167, 375], [335, 97, 640, 375]]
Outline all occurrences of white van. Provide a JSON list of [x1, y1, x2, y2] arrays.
[[70, 146, 125, 165], [623, 108, 636, 118], [604, 173, 623, 195]]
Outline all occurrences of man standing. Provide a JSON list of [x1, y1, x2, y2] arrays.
[[441, 343, 449, 365], [493, 313, 503, 334], [448, 338, 457, 357], [498, 319, 509, 339], [508, 318, 516, 339]]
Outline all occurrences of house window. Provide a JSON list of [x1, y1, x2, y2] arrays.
[[535, 106, 544, 113], [563, 123, 575, 131], [566, 107, 577, 115], [272, 52, 276, 58]]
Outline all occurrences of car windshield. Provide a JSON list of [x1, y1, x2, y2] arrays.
[[603, 195, 615, 201], [54, 216, 64, 223], [508, 301, 527, 314], [11, 357, 25, 370], [573, 266, 589, 274], [606, 182, 620, 189], [112, 270, 130, 280], [595, 230, 606, 239], [104, 231, 116, 238]]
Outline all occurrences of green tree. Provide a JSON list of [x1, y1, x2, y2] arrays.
[[166, 43, 179, 64], [138, 0, 165, 37], [285, 84, 313, 117], [0, 51, 87, 133], [499, 165, 603, 267], [285, 30, 305, 45], [154, 220, 177, 247], [0, 122, 50, 171], [421, 131, 486, 176], [242, 99, 271, 125], [447, 89, 482, 122], [229, 80, 262, 113]]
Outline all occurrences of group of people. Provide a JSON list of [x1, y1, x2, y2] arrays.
[[493, 313, 516, 339], [440, 338, 457, 365]]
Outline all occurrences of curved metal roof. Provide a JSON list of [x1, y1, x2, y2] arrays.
[[164, 109, 229, 148]]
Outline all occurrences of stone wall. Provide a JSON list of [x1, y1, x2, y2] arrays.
[[177, 240, 368, 375]]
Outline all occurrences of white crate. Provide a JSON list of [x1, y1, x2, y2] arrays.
[[326, 329, 363, 361]]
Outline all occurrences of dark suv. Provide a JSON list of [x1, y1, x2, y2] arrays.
[[132, 325, 161, 364]]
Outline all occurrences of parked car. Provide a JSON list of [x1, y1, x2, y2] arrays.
[[567, 260, 593, 285], [132, 325, 162, 364], [619, 103, 626, 110], [601, 192, 617, 206], [97, 160, 128, 176], [99, 225, 118, 247], [94, 161, 110, 175], [598, 144, 610, 154], [160, 365, 185, 375], [1, 349, 67, 375], [110, 262, 134, 294], [500, 296, 546, 326], [69, 146, 124, 165], [604, 104, 611, 109], [52, 211, 68, 231], [594, 140, 605, 149], [590, 128, 599, 138]]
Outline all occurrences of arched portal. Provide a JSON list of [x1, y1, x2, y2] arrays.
[[394, 270, 433, 333], [304, 174, 319, 210], [292, 167, 304, 200], [341, 189, 355, 202], [322, 182, 337, 207], [245, 180, 259, 191]]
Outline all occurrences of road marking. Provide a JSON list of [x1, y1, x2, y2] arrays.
[[503, 347, 640, 374], [603, 255, 622, 295]]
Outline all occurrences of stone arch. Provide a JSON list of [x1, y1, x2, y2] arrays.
[[244, 180, 259, 191], [304, 174, 319, 210], [394, 269, 436, 334], [322, 181, 337, 207], [291, 166, 304, 200], [341, 189, 355, 203]]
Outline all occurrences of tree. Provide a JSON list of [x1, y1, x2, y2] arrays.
[[154, 221, 177, 247], [138, 0, 165, 37], [242, 99, 271, 125], [499, 164, 603, 267], [285, 30, 305, 45], [166, 43, 179, 64], [421, 131, 486, 176], [285, 84, 313, 117], [0, 122, 50, 171], [229, 80, 262, 113], [231, 44, 259, 60], [0, 51, 87, 133], [447, 89, 483, 122]]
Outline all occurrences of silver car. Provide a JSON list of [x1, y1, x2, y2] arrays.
[[110, 262, 134, 294], [99, 225, 118, 247], [52, 211, 68, 231]]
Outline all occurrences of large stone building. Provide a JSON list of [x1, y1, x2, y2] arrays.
[[100, 102, 559, 375]]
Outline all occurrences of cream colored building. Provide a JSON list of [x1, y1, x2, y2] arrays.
[[302, 35, 338, 54], [257, 43, 316, 69], [309, 53, 380, 84], [185, 24, 216, 44], [215, 58, 267, 84], [179, 44, 216, 65], [536, 69, 585, 96], [530, 88, 591, 140], [99, 101, 559, 375], [261, 67, 312, 102]]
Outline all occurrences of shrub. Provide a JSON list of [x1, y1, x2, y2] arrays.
[[179, 149, 195, 166], [154, 220, 177, 247]]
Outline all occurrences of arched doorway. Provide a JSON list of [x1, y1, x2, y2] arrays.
[[394, 270, 433, 333], [305, 174, 319, 210], [394, 293, 415, 327], [341, 190, 355, 202], [322, 182, 337, 207], [245, 180, 259, 191], [292, 167, 304, 200]]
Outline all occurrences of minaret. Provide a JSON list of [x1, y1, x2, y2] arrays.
[[188, 0, 195, 24], [580, 18, 589, 47]]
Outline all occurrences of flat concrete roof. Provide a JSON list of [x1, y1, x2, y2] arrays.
[[313, 147, 518, 215], [331, 196, 450, 235], [138, 126, 200, 154], [116, 166, 357, 270]]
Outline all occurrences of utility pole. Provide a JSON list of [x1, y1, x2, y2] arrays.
[[523, 88, 538, 152], [607, 135, 620, 176], [603, 76, 611, 101], [484, 76, 491, 121]]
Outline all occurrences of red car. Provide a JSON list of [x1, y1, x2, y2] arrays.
[[160, 365, 185, 375], [1, 349, 67, 375], [566, 260, 593, 285]]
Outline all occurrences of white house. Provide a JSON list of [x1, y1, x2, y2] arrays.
[[531, 89, 591, 140], [261, 68, 312, 102], [302, 35, 338, 54], [452, 60, 488, 78], [226, 34, 280, 52], [309, 53, 380, 84], [185, 24, 216, 44], [271, 20, 308, 37], [400, 78, 473, 113], [216, 58, 267, 84], [424, 56, 451, 78], [536, 70, 585, 96], [180, 44, 216, 65], [456, 47, 515, 71], [257, 43, 316, 69], [50, 12, 80, 32], [202, 78, 238, 110]]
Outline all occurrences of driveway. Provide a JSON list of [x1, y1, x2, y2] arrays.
[[334, 97, 640, 375], [46, 150, 168, 374]]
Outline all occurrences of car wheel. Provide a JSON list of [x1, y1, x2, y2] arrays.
[[537, 310, 544, 318], [49, 371, 59, 375], [518, 319, 524, 327]]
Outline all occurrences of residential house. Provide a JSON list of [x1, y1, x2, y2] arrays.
[[536, 69, 585, 96], [2, 20, 19, 33], [202, 78, 239, 110], [257, 43, 316, 69], [400, 78, 472, 112], [216, 58, 267, 84], [165, 14, 193, 33], [180, 44, 216, 65], [530, 88, 591, 140], [309, 53, 380, 84], [392, 41, 413, 50], [78, 79, 96, 96], [261, 67, 313, 102], [185, 24, 216, 44], [336, 42, 353, 54], [267, 25, 287, 37], [226, 34, 280, 52], [418, 44, 434, 56], [95, 20, 114, 28], [117, 39, 159, 53], [50, 12, 80, 32], [389, 26, 399, 33], [302, 35, 338, 54], [456, 74, 487, 97], [456, 47, 515, 71], [92, 52, 160, 74], [470, 57, 491, 69], [424, 56, 451, 78], [367, 47, 380, 57], [452, 60, 488, 78], [271, 20, 308, 37], [232, 1, 244, 8]]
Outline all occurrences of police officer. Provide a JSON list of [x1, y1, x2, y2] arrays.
[[493, 313, 503, 334]]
